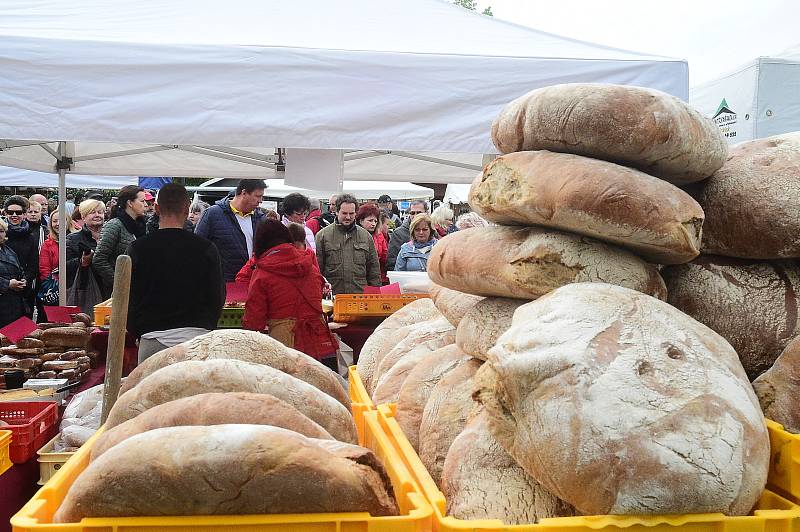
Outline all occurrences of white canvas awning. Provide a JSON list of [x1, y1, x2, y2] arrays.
[[197, 178, 433, 201], [0, 166, 137, 189]]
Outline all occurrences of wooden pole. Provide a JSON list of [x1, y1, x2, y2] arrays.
[[100, 254, 132, 424]]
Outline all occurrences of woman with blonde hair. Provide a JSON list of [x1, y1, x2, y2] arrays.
[[395, 214, 438, 272], [430, 204, 456, 237], [65, 199, 107, 295]]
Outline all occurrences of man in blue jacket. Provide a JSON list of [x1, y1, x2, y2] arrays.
[[195, 179, 265, 281]]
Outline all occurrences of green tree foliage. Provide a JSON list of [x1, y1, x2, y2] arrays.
[[452, 0, 493, 16]]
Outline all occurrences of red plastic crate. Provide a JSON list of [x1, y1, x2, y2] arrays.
[[0, 402, 58, 464]]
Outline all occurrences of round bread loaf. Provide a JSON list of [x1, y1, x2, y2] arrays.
[[662, 256, 800, 380], [698, 132, 800, 258], [106, 359, 357, 443], [456, 298, 526, 361], [91, 392, 334, 460], [428, 226, 667, 300], [119, 329, 349, 409], [419, 358, 483, 486], [752, 337, 800, 433], [442, 410, 576, 524], [491, 83, 727, 184], [395, 344, 471, 451], [55, 425, 398, 521], [430, 284, 484, 327], [469, 151, 704, 264], [372, 317, 456, 396], [356, 298, 440, 393], [474, 282, 769, 516], [41, 326, 88, 348]]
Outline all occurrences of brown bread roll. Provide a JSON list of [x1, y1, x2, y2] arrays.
[[1, 347, 45, 357], [119, 329, 349, 410], [356, 298, 440, 392], [41, 327, 88, 348], [752, 336, 800, 433], [41, 352, 61, 362], [475, 282, 769, 516], [470, 151, 704, 264], [91, 392, 334, 459], [443, 410, 577, 524], [428, 226, 667, 300], [106, 359, 357, 443], [395, 344, 471, 451], [14, 357, 40, 370], [491, 83, 727, 184], [419, 358, 483, 486], [59, 350, 86, 361], [15, 338, 45, 349], [42, 360, 79, 371], [455, 298, 526, 361], [54, 425, 398, 521], [662, 256, 800, 380], [429, 284, 484, 327], [697, 132, 800, 258], [372, 317, 455, 395], [35, 371, 57, 379]]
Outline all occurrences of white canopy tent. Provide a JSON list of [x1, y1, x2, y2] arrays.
[[0, 0, 688, 302], [0, 167, 137, 189], [690, 43, 800, 143]]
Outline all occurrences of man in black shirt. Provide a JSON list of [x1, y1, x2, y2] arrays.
[[127, 183, 225, 363]]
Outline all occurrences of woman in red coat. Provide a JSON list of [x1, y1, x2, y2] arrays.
[[357, 203, 389, 284], [242, 220, 338, 370], [38, 210, 76, 281]]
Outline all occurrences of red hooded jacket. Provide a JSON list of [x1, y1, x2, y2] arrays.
[[242, 243, 337, 360]]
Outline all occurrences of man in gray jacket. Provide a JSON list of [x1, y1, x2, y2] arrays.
[[316, 194, 381, 295], [387, 200, 428, 270]]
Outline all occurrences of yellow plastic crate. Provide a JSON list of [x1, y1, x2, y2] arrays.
[[92, 298, 112, 326], [36, 434, 76, 486], [375, 404, 800, 532], [349, 366, 376, 446], [767, 418, 800, 503], [334, 294, 430, 323], [12, 412, 433, 532], [0, 429, 11, 476]]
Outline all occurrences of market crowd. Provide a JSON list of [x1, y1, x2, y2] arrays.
[[0, 180, 486, 372]]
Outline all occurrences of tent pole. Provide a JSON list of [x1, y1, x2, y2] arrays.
[[336, 150, 344, 194], [57, 142, 68, 306]]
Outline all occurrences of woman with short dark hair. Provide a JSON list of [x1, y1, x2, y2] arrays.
[[242, 220, 339, 370], [356, 203, 388, 283]]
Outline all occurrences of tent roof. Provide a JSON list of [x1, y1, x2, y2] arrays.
[[0, 0, 687, 159], [199, 178, 433, 201], [0, 166, 137, 189]]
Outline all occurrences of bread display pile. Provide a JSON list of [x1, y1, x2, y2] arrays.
[[663, 132, 800, 381], [355, 83, 784, 523], [0, 315, 98, 387], [54, 329, 398, 521]]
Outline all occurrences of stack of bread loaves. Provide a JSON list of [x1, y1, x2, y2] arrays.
[[53, 329, 399, 522], [0, 315, 97, 387], [358, 83, 774, 524], [662, 132, 800, 383]]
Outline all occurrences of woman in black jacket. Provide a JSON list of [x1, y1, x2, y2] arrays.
[[3, 195, 38, 316], [65, 199, 109, 299], [0, 218, 27, 327]]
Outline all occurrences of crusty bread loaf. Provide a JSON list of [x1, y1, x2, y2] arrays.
[[428, 226, 667, 300], [106, 359, 357, 443], [55, 425, 398, 521], [753, 336, 800, 433], [119, 329, 349, 410], [491, 83, 727, 184], [430, 284, 484, 327], [662, 256, 800, 380], [475, 282, 769, 516], [15, 338, 44, 349], [357, 298, 440, 393], [442, 410, 577, 524], [456, 298, 526, 361], [469, 151, 704, 264], [419, 358, 483, 486], [91, 392, 334, 459], [373, 349, 436, 406], [697, 132, 800, 258], [41, 327, 88, 348], [395, 345, 471, 451], [372, 317, 456, 395]]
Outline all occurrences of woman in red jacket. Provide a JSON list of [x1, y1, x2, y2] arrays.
[[242, 220, 339, 370], [38, 210, 76, 281], [356, 203, 389, 284]]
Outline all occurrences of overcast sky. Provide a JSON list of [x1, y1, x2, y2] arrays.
[[485, 0, 799, 86]]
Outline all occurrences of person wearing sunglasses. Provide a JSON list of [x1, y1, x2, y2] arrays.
[[2, 195, 38, 317]]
